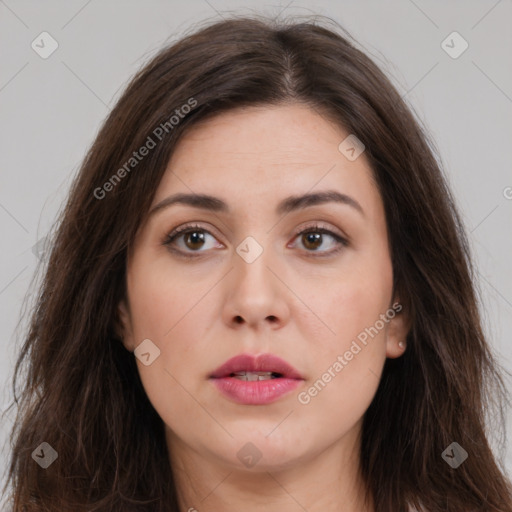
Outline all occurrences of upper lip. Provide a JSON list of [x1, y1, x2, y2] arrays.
[[209, 353, 303, 379]]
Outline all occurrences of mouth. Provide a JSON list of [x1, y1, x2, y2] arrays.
[[209, 353, 304, 405], [229, 371, 283, 381], [209, 353, 303, 380]]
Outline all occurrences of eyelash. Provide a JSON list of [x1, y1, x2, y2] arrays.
[[162, 222, 348, 259]]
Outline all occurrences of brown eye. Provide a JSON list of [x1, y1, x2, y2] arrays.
[[163, 223, 347, 259], [163, 224, 221, 256], [183, 231, 206, 250], [302, 232, 323, 251], [293, 226, 348, 256]]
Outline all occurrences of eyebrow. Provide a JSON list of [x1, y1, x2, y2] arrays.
[[148, 190, 364, 218]]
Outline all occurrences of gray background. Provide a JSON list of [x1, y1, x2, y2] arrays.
[[1, 0, 511, 499]]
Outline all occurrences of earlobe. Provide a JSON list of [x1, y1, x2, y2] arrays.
[[385, 301, 411, 359]]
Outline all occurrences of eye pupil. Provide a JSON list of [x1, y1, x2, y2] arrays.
[[185, 231, 205, 249], [303, 232, 322, 250], [165, 225, 343, 257]]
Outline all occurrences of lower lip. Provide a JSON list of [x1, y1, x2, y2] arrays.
[[210, 376, 303, 405]]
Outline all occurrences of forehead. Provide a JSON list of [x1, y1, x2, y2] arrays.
[[152, 104, 380, 215]]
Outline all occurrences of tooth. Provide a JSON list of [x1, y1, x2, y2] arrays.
[[231, 371, 276, 381]]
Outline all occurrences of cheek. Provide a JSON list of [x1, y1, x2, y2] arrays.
[[127, 281, 209, 389], [294, 283, 390, 433], [124, 256, 219, 412], [306, 293, 387, 404], [311, 262, 393, 351], [126, 251, 209, 340], [297, 246, 393, 415]]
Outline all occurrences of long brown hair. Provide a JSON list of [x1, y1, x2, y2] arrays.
[[4, 14, 512, 512]]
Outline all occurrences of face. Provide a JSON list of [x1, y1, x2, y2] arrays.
[[118, 103, 408, 473]]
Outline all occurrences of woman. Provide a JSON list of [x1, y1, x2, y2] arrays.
[[4, 14, 512, 512]]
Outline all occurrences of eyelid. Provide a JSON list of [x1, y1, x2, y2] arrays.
[[162, 222, 223, 256], [165, 222, 221, 242], [288, 222, 349, 257], [291, 220, 347, 241], [162, 220, 349, 257]]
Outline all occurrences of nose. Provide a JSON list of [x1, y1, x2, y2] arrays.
[[221, 246, 291, 331]]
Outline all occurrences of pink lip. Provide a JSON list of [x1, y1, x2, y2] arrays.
[[209, 353, 304, 405]]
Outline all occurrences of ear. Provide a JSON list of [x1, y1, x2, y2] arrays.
[[115, 298, 135, 352], [385, 299, 411, 359]]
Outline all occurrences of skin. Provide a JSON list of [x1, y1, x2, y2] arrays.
[[118, 103, 409, 512]]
